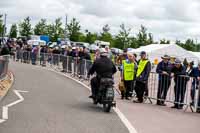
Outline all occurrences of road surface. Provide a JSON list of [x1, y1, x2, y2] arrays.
[[0, 62, 129, 133]]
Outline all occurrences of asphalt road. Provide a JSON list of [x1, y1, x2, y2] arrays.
[[0, 62, 129, 133]]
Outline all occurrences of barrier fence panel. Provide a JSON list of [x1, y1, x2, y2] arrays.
[[0, 55, 10, 79], [194, 84, 200, 112], [14, 50, 200, 113], [147, 72, 199, 111]]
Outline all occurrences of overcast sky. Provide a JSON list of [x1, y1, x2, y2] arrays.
[[1, 0, 200, 42]]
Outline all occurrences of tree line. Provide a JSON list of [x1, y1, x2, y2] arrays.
[[0, 15, 200, 52]]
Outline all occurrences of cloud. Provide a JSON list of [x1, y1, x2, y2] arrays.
[[1, 0, 200, 41]]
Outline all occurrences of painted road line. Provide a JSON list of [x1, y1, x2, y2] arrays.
[[113, 107, 138, 133], [42, 67, 138, 133], [2, 106, 8, 120], [15, 90, 29, 93], [6, 90, 28, 107], [0, 119, 6, 123], [0, 89, 28, 124]]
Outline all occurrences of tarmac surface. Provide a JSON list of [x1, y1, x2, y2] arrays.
[[0, 62, 128, 133], [0, 61, 200, 133]]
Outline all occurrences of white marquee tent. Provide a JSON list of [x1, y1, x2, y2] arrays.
[[189, 51, 200, 60], [130, 44, 200, 66]]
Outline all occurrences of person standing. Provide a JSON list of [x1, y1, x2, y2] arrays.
[[121, 52, 137, 100], [10, 41, 17, 61], [61, 47, 68, 72], [171, 59, 188, 109], [16, 44, 21, 61], [156, 55, 171, 106], [190, 62, 200, 113], [69, 47, 78, 75], [26, 45, 32, 63], [52, 47, 60, 66], [83, 48, 92, 78], [22, 45, 28, 63], [31, 46, 39, 65], [134, 51, 151, 103], [40, 45, 48, 66]]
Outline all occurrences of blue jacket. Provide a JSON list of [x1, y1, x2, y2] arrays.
[[190, 67, 200, 78], [156, 61, 172, 80]]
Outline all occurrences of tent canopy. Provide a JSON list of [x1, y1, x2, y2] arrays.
[[132, 44, 200, 66], [189, 51, 200, 59]]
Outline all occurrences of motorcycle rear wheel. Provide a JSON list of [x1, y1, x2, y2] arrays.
[[92, 98, 98, 105], [103, 103, 111, 112]]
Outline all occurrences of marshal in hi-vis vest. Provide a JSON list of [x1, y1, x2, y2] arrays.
[[136, 60, 149, 77], [123, 60, 135, 81]]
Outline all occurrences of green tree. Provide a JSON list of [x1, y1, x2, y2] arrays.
[[9, 24, 17, 38], [102, 24, 110, 33], [67, 18, 81, 42], [129, 37, 138, 48], [176, 39, 195, 51], [0, 15, 4, 37], [85, 30, 97, 44], [53, 18, 64, 41], [99, 24, 113, 44], [46, 24, 54, 41], [176, 39, 199, 52], [196, 44, 200, 52], [136, 25, 149, 46], [175, 40, 182, 45], [160, 39, 170, 44], [47, 18, 64, 42], [34, 19, 48, 35], [184, 39, 195, 51], [147, 33, 154, 44], [114, 23, 131, 49], [78, 32, 86, 42], [19, 17, 32, 37]]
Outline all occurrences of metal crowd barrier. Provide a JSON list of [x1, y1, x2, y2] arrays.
[[14, 50, 92, 80], [148, 72, 200, 112], [14, 50, 200, 113], [0, 55, 9, 79]]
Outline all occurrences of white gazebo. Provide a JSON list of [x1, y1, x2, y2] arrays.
[[132, 44, 200, 66]]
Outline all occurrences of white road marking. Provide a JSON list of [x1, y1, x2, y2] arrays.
[[0, 89, 28, 124], [0, 119, 6, 123], [44, 67, 138, 133], [2, 106, 8, 120], [15, 90, 29, 93], [113, 108, 138, 133]]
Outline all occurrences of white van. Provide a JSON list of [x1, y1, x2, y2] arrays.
[[73, 42, 90, 48], [27, 40, 46, 46], [94, 40, 110, 48]]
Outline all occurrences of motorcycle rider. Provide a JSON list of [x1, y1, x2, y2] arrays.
[[88, 48, 117, 98]]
